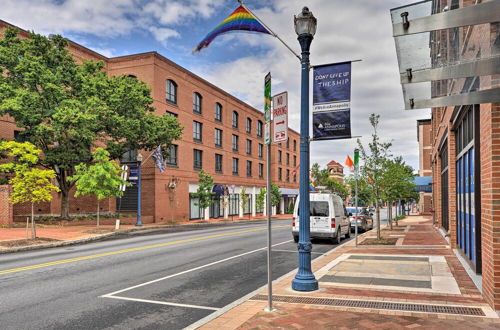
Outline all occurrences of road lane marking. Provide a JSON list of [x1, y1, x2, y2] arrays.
[[101, 239, 292, 298], [0, 225, 289, 276], [104, 295, 220, 311], [272, 249, 323, 255]]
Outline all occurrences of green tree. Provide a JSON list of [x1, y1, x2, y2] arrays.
[[310, 163, 329, 186], [324, 178, 349, 200], [256, 188, 266, 213], [357, 114, 392, 240], [0, 141, 59, 239], [192, 169, 214, 220], [0, 28, 183, 219], [270, 184, 282, 208], [240, 187, 250, 219], [381, 157, 416, 229], [69, 148, 129, 228], [345, 175, 373, 206]]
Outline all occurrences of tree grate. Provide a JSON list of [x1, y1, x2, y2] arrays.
[[251, 295, 485, 316]]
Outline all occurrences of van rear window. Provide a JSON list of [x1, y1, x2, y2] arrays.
[[298, 201, 329, 217]]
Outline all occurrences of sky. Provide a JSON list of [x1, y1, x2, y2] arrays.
[[1, 0, 431, 172]]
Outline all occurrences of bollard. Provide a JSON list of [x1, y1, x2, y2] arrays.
[[115, 219, 120, 230]]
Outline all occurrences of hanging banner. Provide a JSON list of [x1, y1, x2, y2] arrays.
[[312, 61, 352, 140], [272, 91, 288, 143], [264, 72, 272, 145]]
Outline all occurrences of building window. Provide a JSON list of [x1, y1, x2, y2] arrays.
[[215, 128, 223, 147], [166, 79, 177, 104], [166, 144, 178, 166], [229, 194, 239, 216], [215, 102, 222, 122], [189, 194, 202, 220], [193, 92, 202, 114], [215, 154, 223, 173], [246, 118, 252, 134], [193, 121, 202, 142], [259, 163, 264, 179], [246, 139, 252, 155], [293, 139, 297, 151], [232, 111, 239, 128], [166, 111, 178, 118], [246, 160, 252, 177], [232, 157, 239, 175], [286, 169, 290, 182], [286, 139, 289, 149], [293, 173, 297, 183], [193, 149, 202, 170], [120, 149, 137, 163], [278, 150, 282, 164], [258, 143, 263, 158], [278, 167, 282, 181], [294, 155, 297, 167], [232, 134, 239, 152], [257, 120, 263, 137], [286, 153, 290, 165]]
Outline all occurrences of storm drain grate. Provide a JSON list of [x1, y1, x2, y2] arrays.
[[251, 295, 485, 316]]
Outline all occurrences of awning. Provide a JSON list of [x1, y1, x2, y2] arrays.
[[212, 184, 226, 196], [280, 188, 299, 197]]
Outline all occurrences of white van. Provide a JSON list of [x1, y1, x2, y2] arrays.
[[292, 193, 350, 244]]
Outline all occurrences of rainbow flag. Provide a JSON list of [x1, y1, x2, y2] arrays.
[[193, 5, 271, 53]]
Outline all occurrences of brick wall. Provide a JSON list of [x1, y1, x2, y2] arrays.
[[0, 185, 13, 226]]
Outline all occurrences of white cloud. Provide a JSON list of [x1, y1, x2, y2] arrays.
[[190, 0, 431, 171], [148, 27, 180, 47]]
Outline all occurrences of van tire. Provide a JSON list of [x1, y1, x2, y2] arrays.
[[293, 235, 299, 243], [345, 226, 351, 238], [331, 228, 341, 244]]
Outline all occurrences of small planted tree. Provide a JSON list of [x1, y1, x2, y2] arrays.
[[0, 141, 59, 239], [256, 188, 266, 215], [240, 187, 250, 220], [69, 148, 129, 229], [192, 169, 214, 220], [357, 114, 392, 240], [271, 184, 282, 213]]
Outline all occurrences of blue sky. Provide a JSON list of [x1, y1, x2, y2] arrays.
[[1, 0, 430, 172]]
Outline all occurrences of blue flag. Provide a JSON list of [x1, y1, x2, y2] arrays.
[[152, 146, 165, 173]]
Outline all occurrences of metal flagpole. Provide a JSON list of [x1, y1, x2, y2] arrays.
[[354, 149, 359, 247], [239, 1, 302, 62], [264, 72, 273, 312]]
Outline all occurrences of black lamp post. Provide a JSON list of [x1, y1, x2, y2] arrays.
[[291, 7, 318, 292]]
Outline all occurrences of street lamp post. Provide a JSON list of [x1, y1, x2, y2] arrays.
[[136, 153, 143, 226], [292, 7, 318, 292]]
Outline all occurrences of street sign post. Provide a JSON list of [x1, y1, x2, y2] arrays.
[[272, 91, 288, 143], [264, 72, 273, 312]]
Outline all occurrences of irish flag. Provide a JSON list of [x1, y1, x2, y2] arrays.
[[345, 155, 354, 172]]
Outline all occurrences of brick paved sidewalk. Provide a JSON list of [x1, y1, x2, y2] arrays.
[[198, 216, 500, 329]]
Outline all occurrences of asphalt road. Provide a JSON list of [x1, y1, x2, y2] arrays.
[[0, 210, 392, 330], [0, 219, 344, 329]]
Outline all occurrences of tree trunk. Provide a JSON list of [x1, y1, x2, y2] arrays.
[[97, 199, 100, 229], [31, 202, 36, 239], [60, 188, 70, 220], [388, 200, 393, 230], [376, 201, 381, 240]]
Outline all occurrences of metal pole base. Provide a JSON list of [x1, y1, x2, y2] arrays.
[[263, 307, 276, 313], [292, 277, 318, 291]]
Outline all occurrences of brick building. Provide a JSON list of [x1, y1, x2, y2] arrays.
[[326, 160, 344, 184], [0, 20, 300, 223], [391, 0, 500, 311], [416, 119, 432, 215]]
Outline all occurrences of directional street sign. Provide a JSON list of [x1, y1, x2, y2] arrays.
[[272, 91, 288, 143], [264, 72, 271, 123]]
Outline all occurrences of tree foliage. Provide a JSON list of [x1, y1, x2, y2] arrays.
[[69, 148, 129, 228], [0, 28, 183, 218], [0, 141, 59, 238], [240, 187, 250, 219], [270, 184, 282, 207], [256, 188, 266, 212], [310, 162, 349, 200], [192, 169, 214, 218]]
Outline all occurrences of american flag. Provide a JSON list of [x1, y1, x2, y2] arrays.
[[152, 146, 165, 173]]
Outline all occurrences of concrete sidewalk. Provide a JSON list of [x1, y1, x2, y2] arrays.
[[197, 216, 500, 329], [0, 215, 292, 252]]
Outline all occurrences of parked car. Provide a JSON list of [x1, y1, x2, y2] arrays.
[[292, 193, 350, 244], [346, 207, 373, 232]]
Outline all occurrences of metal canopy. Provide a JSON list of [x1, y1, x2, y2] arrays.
[[390, 0, 500, 110]]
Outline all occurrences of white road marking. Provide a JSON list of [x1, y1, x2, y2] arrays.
[[104, 295, 220, 311], [272, 249, 323, 255], [101, 239, 292, 298]]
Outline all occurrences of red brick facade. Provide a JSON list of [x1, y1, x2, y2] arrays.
[[427, 0, 500, 310], [417, 119, 432, 215], [0, 20, 299, 223], [0, 185, 13, 226]]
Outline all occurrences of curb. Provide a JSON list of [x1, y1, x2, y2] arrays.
[[0, 217, 292, 254]]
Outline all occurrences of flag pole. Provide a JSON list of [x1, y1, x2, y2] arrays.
[[239, 1, 302, 62]]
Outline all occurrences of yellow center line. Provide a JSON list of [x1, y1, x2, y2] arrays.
[[0, 224, 288, 275]]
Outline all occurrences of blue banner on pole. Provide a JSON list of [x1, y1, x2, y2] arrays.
[[312, 62, 352, 140], [129, 166, 138, 184]]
